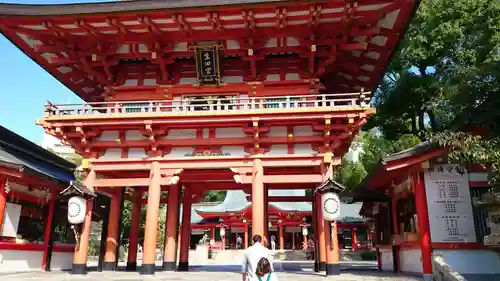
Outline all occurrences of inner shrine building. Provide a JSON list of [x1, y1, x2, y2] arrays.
[[0, 0, 419, 275]]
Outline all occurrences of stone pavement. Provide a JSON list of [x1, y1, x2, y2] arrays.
[[0, 262, 422, 281]]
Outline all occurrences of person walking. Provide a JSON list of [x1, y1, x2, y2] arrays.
[[255, 257, 278, 281], [236, 235, 243, 249], [241, 235, 274, 281], [270, 235, 276, 251]]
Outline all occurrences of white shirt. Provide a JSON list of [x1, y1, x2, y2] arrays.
[[241, 243, 274, 281]]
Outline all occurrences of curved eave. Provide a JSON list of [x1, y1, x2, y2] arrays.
[[0, 0, 298, 16]]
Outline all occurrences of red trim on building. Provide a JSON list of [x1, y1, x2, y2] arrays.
[[52, 244, 76, 253], [0, 242, 46, 251]]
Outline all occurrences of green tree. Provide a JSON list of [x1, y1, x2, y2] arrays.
[[335, 131, 420, 190], [203, 190, 226, 202], [367, 0, 499, 139], [365, 0, 500, 185]]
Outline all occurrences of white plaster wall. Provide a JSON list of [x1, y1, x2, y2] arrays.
[[179, 77, 197, 84], [268, 126, 287, 137], [266, 74, 280, 81], [285, 227, 300, 233], [293, 126, 319, 136], [123, 79, 138, 86], [380, 250, 394, 271], [96, 130, 119, 141], [125, 130, 147, 140], [285, 73, 300, 80], [128, 148, 147, 158], [399, 249, 423, 274], [226, 40, 240, 50], [165, 129, 197, 139], [266, 145, 287, 155], [50, 252, 73, 271], [434, 249, 500, 274], [165, 147, 194, 158], [0, 250, 43, 273], [101, 148, 121, 159], [294, 144, 315, 154], [215, 128, 245, 138], [203, 128, 210, 138], [221, 146, 248, 156], [231, 227, 244, 233], [221, 76, 243, 83]]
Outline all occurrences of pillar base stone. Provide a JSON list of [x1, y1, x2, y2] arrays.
[[141, 264, 155, 275], [71, 263, 87, 275], [163, 261, 176, 271], [126, 262, 137, 271], [319, 262, 326, 271], [178, 261, 189, 271], [102, 262, 117, 271], [325, 263, 340, 275], [314, 261, 319, 272]]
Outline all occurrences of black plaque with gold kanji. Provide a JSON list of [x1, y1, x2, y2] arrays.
[[193, 45, 222, 86]]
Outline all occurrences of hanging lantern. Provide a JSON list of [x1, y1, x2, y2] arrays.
[[68, 196, 86, 224], [220, 226, 226, 237], [322, 192, 341, 221]]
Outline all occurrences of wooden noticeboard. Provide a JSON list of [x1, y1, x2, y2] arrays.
[[424, 164, 477, 243], [0, 203, 21, 238]]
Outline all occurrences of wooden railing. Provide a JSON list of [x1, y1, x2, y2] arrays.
[[44, 92, 371, 117]]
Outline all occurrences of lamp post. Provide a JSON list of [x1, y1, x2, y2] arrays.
[[316, 178, 344, 276]]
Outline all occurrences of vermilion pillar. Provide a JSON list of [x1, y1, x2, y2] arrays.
[[126, 190, 142, 271], [42, 190, 56, 270], [0, 176, 6, 233], [244, 224, 249, 248], [324, 221, 340, 275], [252, 158, 265, 237], [72, 170, 96, 275], [390, 192, 400, 273], [352, 228, 358, 251], [103, 190, 122, 271], [141, 161, 161, 275], [414, 171, 433, 281], [316, 193, 326, 271], [163, 183, 180, 271], [210, 227, 215, 241], [178, 187, 192, 271], [279, 225, 284, 250]]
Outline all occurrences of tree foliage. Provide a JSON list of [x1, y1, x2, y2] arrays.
[[335, 131, 420, 190], [203, 190, 226, 202], [365, 0, 500, 186], [367, 0, 499, 139]]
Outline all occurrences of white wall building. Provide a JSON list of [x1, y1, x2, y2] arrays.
[[41, 133, 75, 157]]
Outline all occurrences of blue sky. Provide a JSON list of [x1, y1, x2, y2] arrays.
[[0, 0, 115, 145]]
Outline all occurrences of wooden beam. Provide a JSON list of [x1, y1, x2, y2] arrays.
[[0, 166, 23, 178], [246, 195, 314, 202], [240, 174, 323, 184], [94, 176, 175, 187]]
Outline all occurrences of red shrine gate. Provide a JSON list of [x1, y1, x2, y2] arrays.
[[0, 0, 419, 276]]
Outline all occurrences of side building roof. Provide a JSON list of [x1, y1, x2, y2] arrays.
[[193, 189, 366, 224], [0, 125, 76, 184]]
